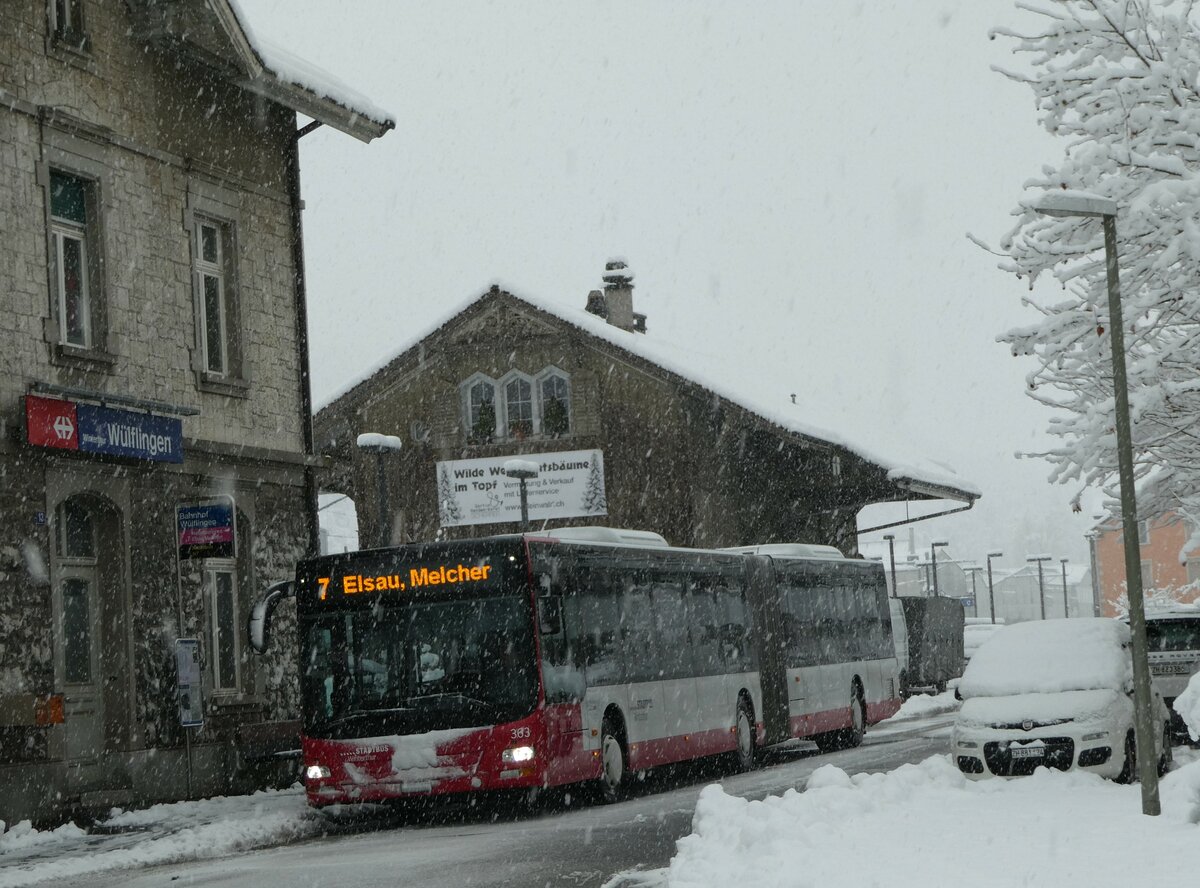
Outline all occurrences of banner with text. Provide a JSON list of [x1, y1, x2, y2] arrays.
[[436, 449, 607, 527]]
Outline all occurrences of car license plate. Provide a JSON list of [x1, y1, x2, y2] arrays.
[[1151, 662, 1193, 675], [1011, 744, 1044, 760]]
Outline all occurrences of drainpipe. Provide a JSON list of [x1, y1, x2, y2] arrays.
[[287, 120, 323, 556]]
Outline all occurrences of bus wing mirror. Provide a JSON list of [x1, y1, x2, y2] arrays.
[[538, 595, 563, 636], [248, 580, 295, 654]]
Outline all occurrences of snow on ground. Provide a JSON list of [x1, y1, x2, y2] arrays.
[[882, 686, 960, 722], [0, 786, 316, 888], [626, 748, 1200, 888]]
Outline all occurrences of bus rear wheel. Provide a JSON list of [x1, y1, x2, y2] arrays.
[[595, 719, 627, 804], [814, 686, 866, 752], [733, 699, 756, 772]]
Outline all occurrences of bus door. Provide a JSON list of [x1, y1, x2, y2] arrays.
[[532, 555, 592, 786], [747, 556, 790, 746]]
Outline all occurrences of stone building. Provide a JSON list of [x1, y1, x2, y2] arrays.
[[0, 0, 391, 824], [314, 264, 978, 556]]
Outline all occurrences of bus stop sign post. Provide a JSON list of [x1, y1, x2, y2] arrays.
[[175, 638, 204, 799]]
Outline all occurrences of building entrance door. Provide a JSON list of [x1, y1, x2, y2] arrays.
[[60, 566, 105, 789], [55, 494, 131, 796]]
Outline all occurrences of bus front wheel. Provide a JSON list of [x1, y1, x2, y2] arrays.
[[596, 719, 627, 804]]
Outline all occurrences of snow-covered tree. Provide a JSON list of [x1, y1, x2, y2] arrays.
[[987, 0, 1200, 525], [438, 467, 462, 524], [582, 453, 607, 514]]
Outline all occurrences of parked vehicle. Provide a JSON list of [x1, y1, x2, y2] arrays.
[[892, 597, 964, 695], [963, 618, 1005, 666], [952, 618, 1171, 780], [1142, 607, 1200, 742]]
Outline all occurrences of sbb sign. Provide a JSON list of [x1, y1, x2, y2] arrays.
[[25, 395, 183, 463]]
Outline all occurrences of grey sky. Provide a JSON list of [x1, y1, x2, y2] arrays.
[[237, 0, 1098, 570]]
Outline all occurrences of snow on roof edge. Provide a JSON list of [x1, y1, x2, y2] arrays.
[[226, 0, 396, 130], [315, 285, 979, 502]]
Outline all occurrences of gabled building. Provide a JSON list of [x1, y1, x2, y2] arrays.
[[0, 0, 392, 824], [1093, 513, 1200, 616], [313, 265, 979, 555]]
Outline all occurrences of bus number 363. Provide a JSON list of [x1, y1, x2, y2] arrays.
[[511, 727, 531, 740]]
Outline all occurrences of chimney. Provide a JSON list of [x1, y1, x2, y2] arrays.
[[601, 259, 638, 332]]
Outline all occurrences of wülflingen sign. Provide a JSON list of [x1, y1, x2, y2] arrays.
[[436, 449, 607, 528], [25, 395, 183, 463]]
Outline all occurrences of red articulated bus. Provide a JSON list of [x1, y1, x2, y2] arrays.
[[249, 527, 902, 807]]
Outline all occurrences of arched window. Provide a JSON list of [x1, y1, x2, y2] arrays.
[[503, 373, 534, 439], [461, 375, 497, 443], [538, 370, 571, 437]]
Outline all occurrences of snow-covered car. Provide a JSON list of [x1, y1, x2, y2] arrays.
[[962, 619, 1005, 665], [952, 618, 1171, 780]]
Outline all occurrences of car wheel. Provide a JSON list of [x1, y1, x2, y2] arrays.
[[733, 699, 756, 772], [595, 718, 626, 804], [1115, 730, 1136, 784], [1158, 722, 1173, 778]]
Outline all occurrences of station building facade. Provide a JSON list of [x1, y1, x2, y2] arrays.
[[0, 0, 391, 824]]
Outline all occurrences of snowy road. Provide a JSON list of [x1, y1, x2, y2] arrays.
[[41, 713, 953, 888]]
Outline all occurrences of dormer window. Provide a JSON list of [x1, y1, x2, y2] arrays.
[[538, 370, 571, 437], [459, 368, 572, 443], [463, 375, 498, 443], [502, 373, 534, 439]]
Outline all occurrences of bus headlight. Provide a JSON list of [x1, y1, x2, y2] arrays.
[[306, 764, 332, 780], [502, 746, 535, 763]]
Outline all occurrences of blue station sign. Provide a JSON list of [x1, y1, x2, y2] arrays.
[[77, 403, 183, 463]]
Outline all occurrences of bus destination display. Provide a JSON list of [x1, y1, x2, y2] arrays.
[[317, 561, 494, 600]]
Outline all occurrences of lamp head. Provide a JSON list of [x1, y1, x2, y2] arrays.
[[1032, 190, 1117, 219]]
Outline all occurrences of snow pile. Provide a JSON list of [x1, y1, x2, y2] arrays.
[[883, 686, 959, 721], [1175, 672, 1200, 742], [659, 755, 1200, 888], [0, 820, 85, 854], [958, 618, 1130, 698], [0, 787, 315, 888]]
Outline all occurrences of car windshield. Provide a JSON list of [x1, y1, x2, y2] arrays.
[[301, 593, 537, 738]]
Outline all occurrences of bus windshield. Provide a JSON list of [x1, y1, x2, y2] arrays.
[[301, 593, 537, 739]]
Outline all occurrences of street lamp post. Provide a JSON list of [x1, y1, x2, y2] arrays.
[[1060, 558, 1071, 618], [986, 551, 1003, 625], [883, 533, 898, 597], [1027, 555, 1052, 620], [1034, 190, 1159, 815], [930, 540, 949, 597], [356, 433, 403, 547], [503, 459, 540, 532]]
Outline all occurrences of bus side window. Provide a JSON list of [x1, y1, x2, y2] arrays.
[[686, 578, 722, 676]]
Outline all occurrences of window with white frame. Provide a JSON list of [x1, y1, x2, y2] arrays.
[[538, 370, 571, 437], [503, 373, 534, 438], [461, 369, 573, 442], [464, 376, 498, 443], [1138, 519, 1150, 545], [193, 216, 239, 378], [49, 170, 94, 348], [1187, 558, 1200, 586], [49, 0, 89, 51], [205, 563, 240, 692], [1140, 559, 1154, 593]]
